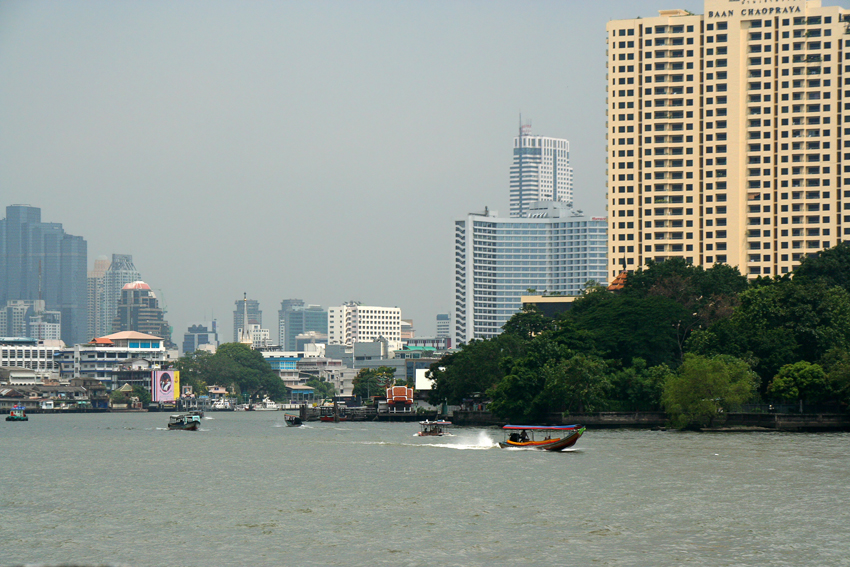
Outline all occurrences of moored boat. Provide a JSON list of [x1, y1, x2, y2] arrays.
[[498, 424, 585, 451], [416, 420, 452, 436], [253, 397, 279, 411], [6, 405, 28, 422], [167, 413, 201, 431]]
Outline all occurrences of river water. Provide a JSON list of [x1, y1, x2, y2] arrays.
[[1, 412, 848, 567]]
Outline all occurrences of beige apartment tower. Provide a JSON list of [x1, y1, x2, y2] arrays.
[[607, 0, 849, 279]]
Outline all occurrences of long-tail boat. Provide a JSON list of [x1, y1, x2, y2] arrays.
[[498, 424, 585, 451]]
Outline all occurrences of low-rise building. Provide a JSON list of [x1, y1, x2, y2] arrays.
[[55, 331, 176, 389], [0, 337, 63, 381]]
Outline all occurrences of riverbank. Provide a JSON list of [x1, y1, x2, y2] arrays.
[[451, 410, 850, 432]]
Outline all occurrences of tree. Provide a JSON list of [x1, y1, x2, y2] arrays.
[[173, 350, 214, 396], [819, 348, 850, 407], [209, 343, 285, 402], [426, 333, 525, 406], [687, 279, 850, 384], [539, 354, 610, 414], [501, 305, 554, 340], [132, 384, 151, 406], [305, 377, 335, 400], [793, 241, 850, 292], [488, 348, 609, 422], [608, 358, 672, 411], [352, 366, 397, 399], [767, 361, 830, 411], [662, 354, 759, 429], [569, 294, 686, 367]]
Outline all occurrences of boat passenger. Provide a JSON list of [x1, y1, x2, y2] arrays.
[[520, 430, 529, 442]]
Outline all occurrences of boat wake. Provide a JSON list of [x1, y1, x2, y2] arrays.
[[413, 431, 499, 450]]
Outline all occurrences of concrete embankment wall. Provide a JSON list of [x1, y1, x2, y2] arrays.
[[451, 410, 850, 431]]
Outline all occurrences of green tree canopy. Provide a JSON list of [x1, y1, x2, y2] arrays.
[[352, 366, 397, 399], [501, 304, 555, 340], [792, 241, 850, 292], [426, 333, 525, 406], [767, 361, 830, 407], [173, 350, 214, 396], [687, 279, 850, 382], [662, 354, 759, 429], [306, 377, 335, 400], [569, 294, 686, 367], [201, 343, 284, 402]]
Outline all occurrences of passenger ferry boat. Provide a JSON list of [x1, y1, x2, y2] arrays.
[[167, 413, 201, 431], [416, 420, 452, 436], [498, 424, 585, 451], [6, 405, 28, 422]]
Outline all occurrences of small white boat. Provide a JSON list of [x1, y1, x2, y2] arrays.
[[416, 420, 453, 436], [253, 397, 279, 411]]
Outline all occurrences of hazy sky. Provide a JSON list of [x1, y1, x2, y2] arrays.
[[0, 0, 714, 342]]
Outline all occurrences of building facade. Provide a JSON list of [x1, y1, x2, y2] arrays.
[[0, 337, 63, 380], [453, 202, 608, 345], [55, 331, 174, 388], [511, 123, 574, 217], [278, 300, 328, 351], [182, 321, 219, 355], [606, 0, 850, 279], [0, 205, 87, 346], [435, 313, 451, 338], [0, 300, 60, 340], [328, 302, 402, 350]]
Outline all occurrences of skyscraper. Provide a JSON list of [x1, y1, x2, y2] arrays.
[[278, 299, 328, 351], [102, 255, 141, 336], [112, 281, 171, 343], [0, 205, 87, 345], [453, 202, 608, 345], [510, 122, 574, 217], [606, 0, 849, 279], [87, 255, 109, 340]]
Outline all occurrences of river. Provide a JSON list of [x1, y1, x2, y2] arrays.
[[1, 412, 848, 567]]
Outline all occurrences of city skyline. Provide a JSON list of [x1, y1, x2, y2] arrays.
[[1, 0, 734, 342]]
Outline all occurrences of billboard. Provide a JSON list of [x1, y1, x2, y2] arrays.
[[152, 370, 180, 402]]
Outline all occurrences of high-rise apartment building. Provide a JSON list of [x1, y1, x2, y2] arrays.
[[453, 202, 608, 345], [510, 123, 574, 217], [0, 205, 87, 346], [607, 0, 849, 280], [233, 297, 261, 342], [328, 302, 402, 350]]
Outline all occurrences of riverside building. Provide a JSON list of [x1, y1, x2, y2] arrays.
[[511, 123, 574, 217], [453, 202, 607, 345], [607, 0, 850, 279], [328, 302, 402, 350]]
